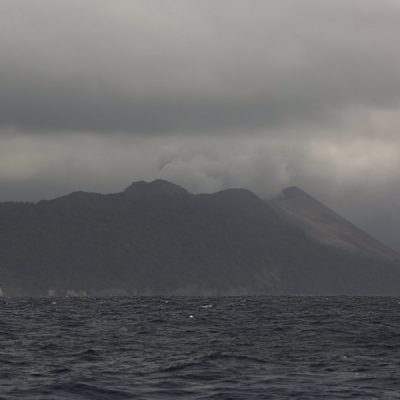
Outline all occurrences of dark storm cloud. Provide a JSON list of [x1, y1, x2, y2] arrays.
[[1, 0, 400, 134], [0, 83, 326, 134]]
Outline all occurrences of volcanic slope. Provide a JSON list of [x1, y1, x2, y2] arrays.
[[0, 179, 399, 295], [269, 186, 399, 260]]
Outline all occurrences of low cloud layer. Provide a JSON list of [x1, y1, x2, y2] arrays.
[[1, 1, 400, 248], [2, 0, 400, 134]]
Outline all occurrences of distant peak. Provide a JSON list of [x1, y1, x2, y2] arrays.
[[281, 186, 309, 199], [123, 179, 188, 196], [217, 188, 260, 200]]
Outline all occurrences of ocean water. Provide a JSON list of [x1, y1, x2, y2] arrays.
[[1, 297, 400, 399]]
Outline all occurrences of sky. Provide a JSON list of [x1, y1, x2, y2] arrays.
[[1, 0, 400, 248]]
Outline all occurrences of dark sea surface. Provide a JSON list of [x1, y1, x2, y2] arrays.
[[1, 297, 400, 399]]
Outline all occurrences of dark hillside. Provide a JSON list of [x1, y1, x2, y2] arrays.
[[0, 180, 399, 296]]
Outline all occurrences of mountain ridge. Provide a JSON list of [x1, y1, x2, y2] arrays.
[[269, 186, 399, 260], [0, 180, 399, 296]]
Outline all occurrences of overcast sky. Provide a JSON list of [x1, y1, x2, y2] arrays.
[[1, 0, 400, 248]]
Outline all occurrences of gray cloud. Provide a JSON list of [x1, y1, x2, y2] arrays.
[[1, 0, 400, 134]]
